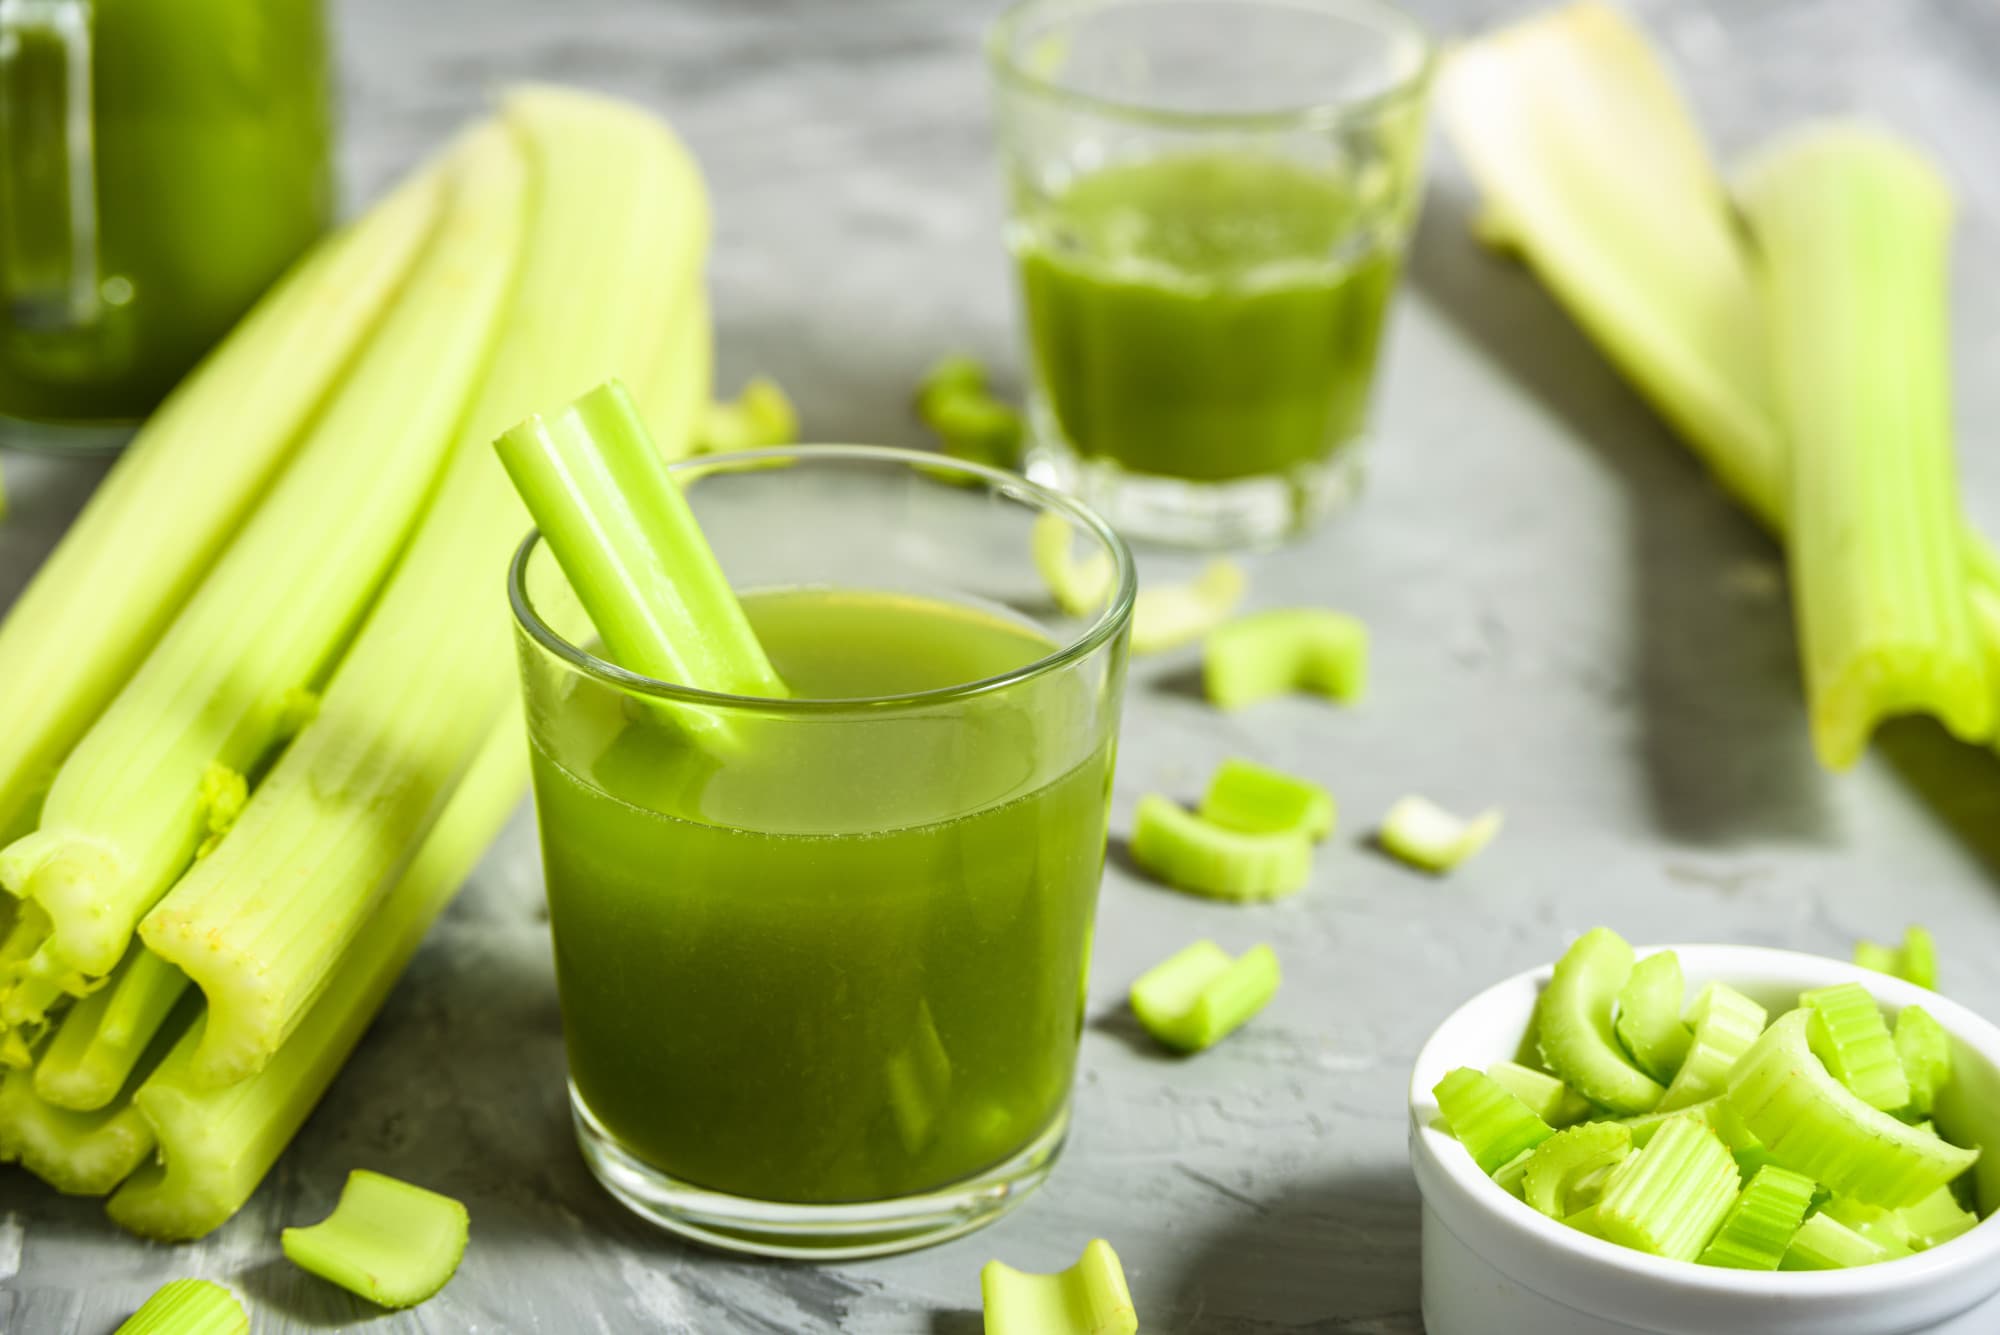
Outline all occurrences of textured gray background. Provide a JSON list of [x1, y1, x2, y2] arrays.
[[7, 0, 2000, 1330]]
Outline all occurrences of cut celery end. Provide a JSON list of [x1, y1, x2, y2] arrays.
[[1129, 795, 1312, 903], [1031, 513, 1116, 619], [1614, 950, 1694, 1085], [1131, 563, 1246, 656], [1803, 983, 1911, 1113], [0, 1062, 159, 1197], [283, 1169, 468, 1309], [1434, 1066, 1556, 1176], [1899, 1184, 1979, 1251], [981, 1239, 1138, 1335], [696, 376, 797, 454], [1202, 608, 1368, 711], [1895, 1005, 1951, 1119], [34, 946, 189, 1112], [1594, 1115, 1741, 1262], [114, 1278, 248, 1335], [1726, 1009, 1978, 1208], [1129, 941, 1280, 1053], [1377, 796, 1501, 874], [1697, 1164, 1816, 1270], [1198, 758, 1335, 841], [1657, 983, 1766, 1111], [1781, 1210, 1890, 1270], [1524, 1121, 1632, 1219], [1487, 1060, 1592, 1129], [1536, 929, 1665, 1115]]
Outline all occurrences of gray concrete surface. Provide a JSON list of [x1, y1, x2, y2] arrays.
[[7, 0, 2000, 1329]]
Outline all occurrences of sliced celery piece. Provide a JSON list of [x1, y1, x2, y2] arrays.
[[1198, 758, 1335, 841], [1487, 1060, 1591, 1128], [1697, 1164, 1816, 1270], [1524, 1121, 1632, 1219], [1726, 1009, 1978, 1208], [695, 376, 797, 454], [140, 88, 706, 1089], [1131, 563, 1246, 656], [1615, 950, 1694, 1085], [1128, 795, 1311, 902], [35, 946, 188, 1111], [1129, 941, 1280, 1053], [981, 1238, 1138, 1335], [0, 164, 446, 843], [1657, 983, 1766, 1111], [1895, 1005, 1951, 1118], [1202, 608, 1368, 711], [914, 356, 1023, 471], [1377, 796, 1502, 874], [0, 1063, 157, 1196], [283, 1169, 468, 1309], [1820, 1195, 1917, 1259], [1898, 1184, 1979, 1250], [1535, 929, 1665, 1115], [1492, 1148, 1534, 1199], [1802, 984, 1910, 1113], [114, 1279, 248, 1335], [1853, 926, 1939, 991], [1433, 1066, 1556, 1175], [1031, 513, 1116, 618], [1617, 1097, 1745, 1150], [1594, 1115, 1740, 1261], [1781, 1211, 1890, 1270]]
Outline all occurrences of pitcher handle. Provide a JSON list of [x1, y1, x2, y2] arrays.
[[0, 0, 98, 331]]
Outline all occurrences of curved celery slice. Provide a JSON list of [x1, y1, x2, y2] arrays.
[[1780, 1210, 1889, 1270], [1614, 950, 1693, 1084], [981, 1239, 1137, 1335], [1726, 1009, 1978, 1208], [1487, 1060, 1591, 1128], [695, 376, 797, 454], [1378, 796, 1502, 874], [283, 1170, 468, 1309], [1594, 1115, 1740, 1261], [1895, 1005, 1951, 1118], [1129, 795, 1312, 902], [114, 1279, 248, 1335], [1898, 1184, 1978, 1250], [1803, 984, 1910, 1113], [1535, 929, 1665, 1115], [1697, 1165, 1817, 1270], [1524, 1121, 1632, 1218], [1129, 941, 1280, 1053], [1657, 983, 1766, 1111], [1202, 608, 1368, 710], [1433, 1066, 1556, 1175], [1131, 563, 1246, 656], [1198, 758, 1335, 841], [914, 356, 1023, 471], [1853, 925, 1939, 991], [1031, 513, 1116, 618]]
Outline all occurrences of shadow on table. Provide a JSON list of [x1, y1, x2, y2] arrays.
[[1879, 717, 2000, 881], [1404, 185, 1835, 853]]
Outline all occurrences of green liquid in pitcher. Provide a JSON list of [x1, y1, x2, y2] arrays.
[[532, 588, 1112, 1205], [1014, 151, 1398, 483]]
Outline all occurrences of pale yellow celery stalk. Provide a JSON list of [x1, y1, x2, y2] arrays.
[[34, 947, 189, 1111], [638, 283, 714, 462], [141, 89, 708, 1089], [110, 722, 527, 1240], [0, 127, 530, 987], [1740, 129, 1991, 767], [0, 167, 447, 841]]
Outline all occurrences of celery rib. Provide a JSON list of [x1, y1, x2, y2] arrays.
[[1377, 796, 1502, 874], [283, 1170, 469, 1309], [1129, 795, 1312, 902], [1434, 1066, 1556, 1175], [1614, 950, 1693, 1085], [1523, 1121, 1632, 1219], [1130, 563, 1247, 656], [1203, 608, 1368, 710], [1802, 984, 1910, 1113], [1656, 983, 1765, 1111], [1535, 929, 1665, 1115], [1198, 758, 1335, 841], [114, 1279, 248, 1335], [981, 1239, 1139, 1335], [1781, 1211, 1890, 1270], [1487, 1060, 1591, 1128], [1129, 941, 1281, 1053], [34, 947, 189, 1112], [1895, 1005, 1951, 1119], [696, 376, 798, 454], [1032, 513, 1117, 618], [1594, 1115, 1740, 1261], [1697, 1164, 1816, 1270]]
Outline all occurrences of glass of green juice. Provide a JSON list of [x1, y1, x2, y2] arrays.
[[988, 0, 1434, 548], [508, 446, 1135, 1259]]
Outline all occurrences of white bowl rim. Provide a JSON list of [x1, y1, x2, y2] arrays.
[[1409, 943, 2000, 1305]]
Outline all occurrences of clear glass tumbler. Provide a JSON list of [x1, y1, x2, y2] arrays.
[[988, 0, 1434, 548], [509, 446, 1134, 1259]]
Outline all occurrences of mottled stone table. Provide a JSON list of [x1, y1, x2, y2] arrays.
[[7, 0, 2000, 1330]]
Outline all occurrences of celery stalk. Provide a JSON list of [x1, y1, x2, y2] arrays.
[[1802, 983, 1911, 1113], [114, 1279, 247, 1335], [696, 376, 798, 454], [1781, 1211, 1890, 1270], [1198, 758, 1335, 841], [1130, 563, 1246, 656], [139, 89, 707, 1089], [1697, 1165, 1816, 1271], [1593, 1115, 1740, 1261], [1129, 795, 1312, 902], [1614, 950, 1693, 1085], [635, 282, 713, 462], [0, 164, 447, 841], [0, 1066, 157, 1195], [1487, 1060, 1591, 1128], [1740, 128, 1991, 767], [981, 1239, 1138, 1335], [1536, 928, 1665, 1115], [33, 947, 188, 1111], [1129, 941, 1281, 1052], [282, 1169, 468, 1309], [1524, 1121, 1632, 1219], [0, 126, 530, 988], [1433, 1066, 1557, 1175], [1203, 608, 1368, 710]]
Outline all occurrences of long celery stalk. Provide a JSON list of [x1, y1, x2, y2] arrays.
[[109, 721, 527, 1240], [1740, 129, 1990, 767], [33, 947, 189, 1111], [0, 166, 447, 841], [0, 127, 531, 991], [140, 89, 708, 1089]]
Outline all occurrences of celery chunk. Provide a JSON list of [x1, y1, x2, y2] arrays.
[[1198, 758, 1335, 841], [1594, 1115, 1740, 1261], [1853, 926, 1939, 991], [1203, 608, 1368, 710], [1657, 983, 1766, 1111], [1031, 513, 1116, 618], [1129, 941, 1280, 1053], [914, 356, 1023, 472], [1781, 1211, 1890, 1270], [1894, 1005, 1951, 1119], [1524, 1121, 1632, 1219], [1898, 1184, 1978, 1250], [1433, 1066, 1556, 1175], [1697, 1164, 1816, 1270], [114, 1279, 248, 1335], [1486, 1060, 1591, 1128], [1536, 929, 1665, 1115], [1377, 796, 1502, 874], [1614, 950, 1694, 1085], [282, 1169, 468, 1309], [980, 1238, 1138, 1335], [1129, 795, 1311, 902], [1131, 563, 1246, 656], [695, 376, 797, 453], [1802, 984, 1910, 1113]]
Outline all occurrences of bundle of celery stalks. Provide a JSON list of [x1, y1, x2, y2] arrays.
[[0, 86, 713, 1239], [1440, 2, 1999, 771]]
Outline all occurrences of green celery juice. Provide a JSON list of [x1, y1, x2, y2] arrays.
[[1014, 150, 1397, 482], [532, 587, 1113, 1205]]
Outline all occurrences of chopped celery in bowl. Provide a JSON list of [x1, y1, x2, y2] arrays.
[[1408, 938, 2000, 1335]]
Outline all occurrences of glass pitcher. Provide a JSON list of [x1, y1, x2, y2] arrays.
[[0, 0, 332, 449]]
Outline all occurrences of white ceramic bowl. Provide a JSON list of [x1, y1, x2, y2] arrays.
[[1408, 945, 2000, 1335]]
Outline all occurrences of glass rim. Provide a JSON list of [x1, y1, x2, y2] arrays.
[[507, 443, 1138, 714], [986, 0, 1437, 132]]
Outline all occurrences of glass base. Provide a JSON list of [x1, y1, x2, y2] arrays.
[[1026, 421, 1365, 550], [572, 1086, 1069, 1260]]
